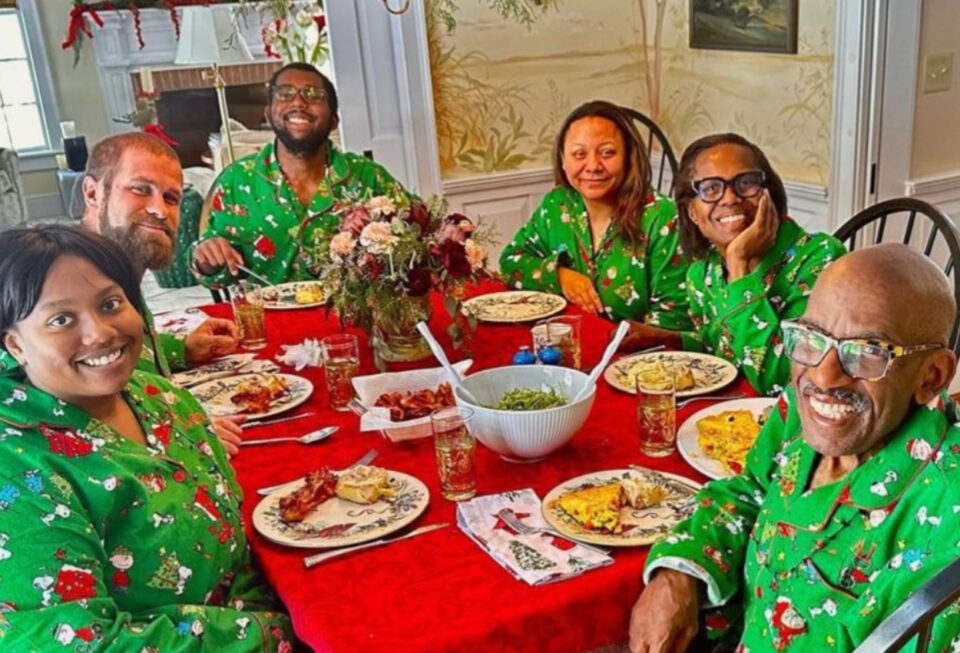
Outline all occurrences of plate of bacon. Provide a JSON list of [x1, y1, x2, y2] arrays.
[[352, 361, 472, 442], [252, 465, 430, 548], [190, 373, 313, 420]]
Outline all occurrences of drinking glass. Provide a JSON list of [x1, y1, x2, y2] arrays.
[[321, 334, 360, 411], [431, 406, 477, 501], [636, 373, 676, 457], [231, 280, 267, 350], [531, 315, 582, 369]]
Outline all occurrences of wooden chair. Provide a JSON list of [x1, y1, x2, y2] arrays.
[[852, 555, 960, 652], [833, 198, 960, 356], [619, 107, 679, 195]]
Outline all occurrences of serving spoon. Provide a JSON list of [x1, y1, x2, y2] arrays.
[[569, 321, 631, 403], [241, 425, 338, 447], [415, 321, 482, 405]]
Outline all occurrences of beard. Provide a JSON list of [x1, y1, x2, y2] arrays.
[[269, 112, 331, 156], [98, 201, 175, 272]]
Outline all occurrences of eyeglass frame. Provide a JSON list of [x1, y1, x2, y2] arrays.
[[690, 170, 766, 204], [780, 319, 944, 381], [271, 84, 328, 104]]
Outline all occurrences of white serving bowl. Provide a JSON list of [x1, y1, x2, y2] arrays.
[[454, 365, 596, 463]]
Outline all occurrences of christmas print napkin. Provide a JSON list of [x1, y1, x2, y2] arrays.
[[456, 488, 613, 586]]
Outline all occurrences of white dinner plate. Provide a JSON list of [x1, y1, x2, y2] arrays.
[[252, 469, 429, 548], [462, 291, 567, 323], [541, 468, 700, 547], [677, 397, 777, 480], [604, 350, 738, 397], [262, 281, 325, 310], [189, 373, 313, 420]]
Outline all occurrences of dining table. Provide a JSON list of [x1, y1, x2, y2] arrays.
[[187, 282, 754, 653]]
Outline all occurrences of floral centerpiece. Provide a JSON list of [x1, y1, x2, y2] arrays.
[[308, 195, 490, 366]]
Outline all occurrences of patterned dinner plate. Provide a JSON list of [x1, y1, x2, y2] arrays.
[[252, 470, 430, 548], [677, 397, 777, 481], [603, 351, 738, 397], [170, 353, 258, 388], [462, 291, 567, 323], [542, 468, 700, 547], [189, 373, 313, 420], [262, 281, 326, 310]]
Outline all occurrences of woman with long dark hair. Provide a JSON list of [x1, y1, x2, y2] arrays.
[[0, 225, 293, 650], [499, 100, 691, 326]]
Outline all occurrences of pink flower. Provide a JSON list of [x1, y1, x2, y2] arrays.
[[366, 195, 397, 218], [438, 214, 476, 243], [340, 205, 371, 237], [329, 231, 356, 263], [359, 222, 397, 255], [464, 239, 485, 270]]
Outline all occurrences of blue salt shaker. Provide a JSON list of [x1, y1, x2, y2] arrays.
[[512, 346, 537, 365], [538, 346, 563, 365]]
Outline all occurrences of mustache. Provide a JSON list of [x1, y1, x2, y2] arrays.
[[799, 380, 870, 411], [132, 216, 173, 236]]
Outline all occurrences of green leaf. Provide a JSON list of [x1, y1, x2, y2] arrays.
[[444, 294, 459, 319]]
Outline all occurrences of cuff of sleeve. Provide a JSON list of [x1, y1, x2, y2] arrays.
[[189, 240, 233, 289], [714, 269, 767, 321], [643, 557, 729, 608], [159, 333, 189, 372]]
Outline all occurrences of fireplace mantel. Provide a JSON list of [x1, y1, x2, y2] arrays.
[[90, 5, 270, 133]]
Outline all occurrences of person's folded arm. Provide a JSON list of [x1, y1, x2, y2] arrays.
[[644, 197, 693, 331]]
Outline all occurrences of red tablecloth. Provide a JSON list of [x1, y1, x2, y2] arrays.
[[201, 286, 753, 653]]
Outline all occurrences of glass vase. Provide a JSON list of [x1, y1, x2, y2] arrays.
[[372, 295, 433, 363]]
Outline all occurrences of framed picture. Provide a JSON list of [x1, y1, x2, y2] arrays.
[[689, 0, 799, 54]]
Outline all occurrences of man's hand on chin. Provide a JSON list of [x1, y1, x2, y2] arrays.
[[629, 569, 701, 653], [185, 318, 240, 365]]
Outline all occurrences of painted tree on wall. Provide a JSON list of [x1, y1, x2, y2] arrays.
[[635, 0, 670, 120]]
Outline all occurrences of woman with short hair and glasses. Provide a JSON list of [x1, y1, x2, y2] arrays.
[[624, 133, 846, 395], [500, 100, 692, 326], [0, 225, 293, 650]]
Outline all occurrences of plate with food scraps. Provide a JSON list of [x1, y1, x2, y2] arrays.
[[677, 397, 776, 480], [542, 468, 700, 546], [462, 291, 567, 323], [189, 373, 313, 420], [252, 465, 430, 548], [603, 350, 737, 397], [262, 281, 325, 310], [170, 353, 258, 387]]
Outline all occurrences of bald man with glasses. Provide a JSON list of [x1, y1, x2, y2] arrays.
[[629, 244, 960, 653]]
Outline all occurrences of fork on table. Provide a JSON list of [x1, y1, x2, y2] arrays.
[[256, 449, 378, 496], [497, 508, 611, 556], [675, 392, 745, 409]]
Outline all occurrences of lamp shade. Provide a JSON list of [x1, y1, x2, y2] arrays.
[[174, 6, 253, 65]]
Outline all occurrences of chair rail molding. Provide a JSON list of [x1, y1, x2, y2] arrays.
[[905, 170, 960, 220]]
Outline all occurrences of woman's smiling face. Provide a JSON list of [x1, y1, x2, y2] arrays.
[[561, 116, 627, 204], [3, 254, 142, 408]]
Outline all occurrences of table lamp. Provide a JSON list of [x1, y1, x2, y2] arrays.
[[174, 5, 253, 166]]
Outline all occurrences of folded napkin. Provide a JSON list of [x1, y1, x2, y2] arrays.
[[456, 488, 613, 586], [277, 339, 323, 370]]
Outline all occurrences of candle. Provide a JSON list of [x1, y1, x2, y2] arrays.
[[140, 67, 154, 93]]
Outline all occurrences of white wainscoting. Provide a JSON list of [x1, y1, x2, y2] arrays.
[[905, 170, 960, 220], [443, 167, 831, 270]]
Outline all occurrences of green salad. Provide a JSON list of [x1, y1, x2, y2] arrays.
[[490, 387, 568, 411]]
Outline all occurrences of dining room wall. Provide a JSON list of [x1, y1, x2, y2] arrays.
[[427, 0, 835, 188]]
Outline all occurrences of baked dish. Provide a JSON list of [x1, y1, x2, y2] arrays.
[[558, 483, 625, 533], [279, 468, 338, 522], [230, 374, 290, 414], [696, 410, 764, 475], [374, 383, 455, 421], [621, 478, 668, 509], [335, 465, 395, 504], [630, 361, 695, 392], [294, 283, 324, 305]]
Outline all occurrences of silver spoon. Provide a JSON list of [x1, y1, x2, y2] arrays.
[[415, 321, 481, 404], [570, 320, 630, 403], [241, 425, 338, 447], [237, 264, 285, 296]]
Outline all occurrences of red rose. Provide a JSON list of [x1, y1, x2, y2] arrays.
[[254, 235, 276, 258], [405, 266, 432, 296], [439, 239, 471, 277], [313, 14, 326, 32], [405, 202, 431, 233], [340, 205, 371, 237]]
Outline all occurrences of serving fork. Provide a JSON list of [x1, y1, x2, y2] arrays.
[[497, 508, 611, 556], [255, 449, 378, 496]]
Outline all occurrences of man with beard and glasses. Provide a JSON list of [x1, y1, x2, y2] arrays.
[[628, 244, 960, 653], [77, 133, 245, 457], [190, 62, 411, 287]]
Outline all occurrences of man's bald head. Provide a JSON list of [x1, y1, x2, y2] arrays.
[[809, 243, 955, 346]]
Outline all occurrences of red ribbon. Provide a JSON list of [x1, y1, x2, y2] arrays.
[[144, 123, 180, 148], [61, 4, 106, 50]]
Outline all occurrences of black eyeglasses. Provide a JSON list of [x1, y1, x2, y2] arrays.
[[691, 170, 765, 203], [272, 84, 327, 104], [781, 320, 943, 381]]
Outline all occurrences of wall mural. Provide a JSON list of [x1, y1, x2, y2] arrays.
[[427, 0, 834, 187]]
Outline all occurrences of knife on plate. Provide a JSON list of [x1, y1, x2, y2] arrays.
[[303, 523, 449, 568]]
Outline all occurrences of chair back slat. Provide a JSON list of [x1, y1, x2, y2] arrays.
[[619, 107, 678, 196], [915, 620, 934, 653], [834, 198, 960, 358]]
